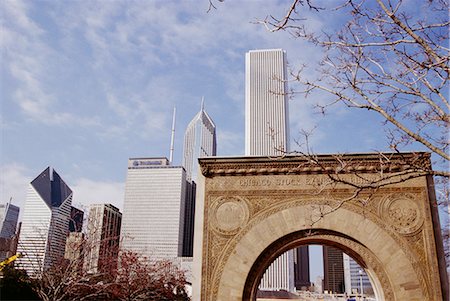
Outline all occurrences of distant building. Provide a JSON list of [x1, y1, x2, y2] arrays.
[[0, 222, 20, 263], [314, 276, 324, 293], [0, 201, 20, 239], [294, 246, 310, 290], [84, 204, 122, 274], [323, 246, 345, 293], [182, 101, 216, 257], [343, 253, 372, 295], [120, 158, 187, 260], [64, 232, 84, 262], [16, 167, 72, 276], [245, 49, 297, 292], [69, 206, 84, 232]]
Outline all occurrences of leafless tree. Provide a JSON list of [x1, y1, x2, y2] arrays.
[[256, 0, 449, 258], [24, 242, 189, 301], [258, 0, 448, 165], [13, 220, 189, 301], [112, 251, 189, 301], [209, 0, 449, 268]]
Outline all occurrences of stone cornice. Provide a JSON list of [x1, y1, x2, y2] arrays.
[[199, 152, 431, 177]]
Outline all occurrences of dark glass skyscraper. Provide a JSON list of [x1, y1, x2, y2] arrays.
[[0, 202, 19, 239], [323, 246, 345, 293]]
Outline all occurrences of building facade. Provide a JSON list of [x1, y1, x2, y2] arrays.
[[245, 49, 290, 156], [0, 202, 20, 239], [343, 253, 373, 295], [16, 167, 72, 276], [84, 204, 122, 274], [182, 100, 217, 182], [182, 101, 217, 257], [69, 206, 84, 233], [120, 158, 187, 260], [64, 232, 84, 263], [323, 246, 345, 293], [294, 245, 310, 289]]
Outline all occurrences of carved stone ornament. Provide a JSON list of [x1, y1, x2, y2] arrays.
[[380, 193, 423, 235], [210, 196, 250, 236]]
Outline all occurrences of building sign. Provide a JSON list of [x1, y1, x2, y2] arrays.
[[129, 158, 169, 168]]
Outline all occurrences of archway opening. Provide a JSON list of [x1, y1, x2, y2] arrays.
[[243, 229, 384, 301]]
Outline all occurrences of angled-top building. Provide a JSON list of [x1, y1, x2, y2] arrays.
[[17, 167, 73, 276], [182, 100, 217, 257], [182, 99, 217, 182]]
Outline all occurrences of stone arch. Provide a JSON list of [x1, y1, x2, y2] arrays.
[[242, 229, 389, 301], [214, 205, 423, 301], [192, 154, 448, 301]]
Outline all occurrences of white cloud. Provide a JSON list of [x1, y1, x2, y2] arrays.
[[217, 130, 244, 156], [0, 163, 31, 208], [2, 0, 100, 127], [71, 178, 125, 212]]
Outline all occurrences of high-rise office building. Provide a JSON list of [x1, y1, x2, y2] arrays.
[[0, 202, 20, 262], [0, 201, 19, 239], [294, 246, 310, 289], [245, 49, 301, 292], [323, 246, 345, 293], [120, 158, 187, 260], [182, 100, 217, 182], [245, 49, 290, 156], [16, 167, 72, 276], [182, 101, 217, 257], [343, 254, 372, 295], [84, 204, 122, 274], [69, 206, 84, 233]]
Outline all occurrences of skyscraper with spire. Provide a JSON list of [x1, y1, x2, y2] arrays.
[[181, 99, 217, 256], [182, 98, 217, 182], [17, 167, 73, 275]]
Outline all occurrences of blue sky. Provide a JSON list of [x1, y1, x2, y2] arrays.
[[1, 0, 393, 208], [1, 0, 440, 280]]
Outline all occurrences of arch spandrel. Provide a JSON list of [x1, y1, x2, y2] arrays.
[[192, 154, 448, 301]]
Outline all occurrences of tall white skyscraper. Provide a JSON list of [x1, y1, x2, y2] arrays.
[[245, 49, 290, 156], [245, 49, 295, 292], [182, 100, 217, 182], [120, 158, 187, 260], [17, 167, 72, 276]]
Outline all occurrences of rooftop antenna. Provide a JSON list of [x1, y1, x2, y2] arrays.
[[169, 107, 176, 164]]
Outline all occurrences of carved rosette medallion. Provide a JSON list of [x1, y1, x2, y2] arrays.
[[210, 196, 249, 236], [380, 194, 423, 235]]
